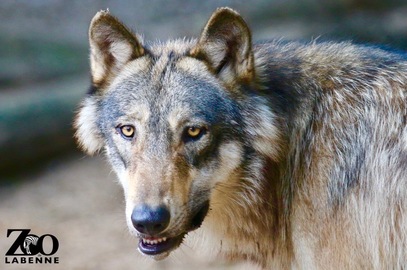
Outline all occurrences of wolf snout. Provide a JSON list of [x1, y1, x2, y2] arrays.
[[131, 205, 171, 235]]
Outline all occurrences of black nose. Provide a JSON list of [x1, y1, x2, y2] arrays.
[[131, 205, 170, 235]]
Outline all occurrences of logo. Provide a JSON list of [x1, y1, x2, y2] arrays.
[[23, 235, 39, 255], [5, 229, 59, 265]]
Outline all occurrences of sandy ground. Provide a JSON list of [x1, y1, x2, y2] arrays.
[[0, 153, 257, 270]]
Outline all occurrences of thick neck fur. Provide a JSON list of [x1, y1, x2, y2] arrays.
[[187, 153, 291, 269], [199, 39, 407, 268], [185, 40, 336, 268], [183, 42, 299, 269]]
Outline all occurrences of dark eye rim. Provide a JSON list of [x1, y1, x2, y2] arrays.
[[183, 125, 208, 142], [116, 124, 136, 140]]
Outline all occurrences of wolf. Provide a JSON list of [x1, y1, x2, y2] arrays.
[[74, 7, 407, 269]]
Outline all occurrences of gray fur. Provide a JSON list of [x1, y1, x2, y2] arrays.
[[75, 7, 407, 269]]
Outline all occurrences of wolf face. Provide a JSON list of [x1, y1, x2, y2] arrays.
[[105, 59, 243, 258], [75, 8, 279, 259]]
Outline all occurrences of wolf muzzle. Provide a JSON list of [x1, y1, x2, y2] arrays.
[[131, 202, 210, 256]]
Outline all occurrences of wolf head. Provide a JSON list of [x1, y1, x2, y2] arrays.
[[75, 7, 280, 259]]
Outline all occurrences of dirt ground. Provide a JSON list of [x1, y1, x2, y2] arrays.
[[0, 153, 257, 270]]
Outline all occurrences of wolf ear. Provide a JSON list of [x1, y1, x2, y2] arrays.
[[89, 10, 145, 87], [191, 7, 254, 85]]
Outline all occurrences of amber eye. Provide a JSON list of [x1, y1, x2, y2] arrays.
[[185, 126, 206, 140], [187, 127, 202, 137], [118, 125, 135, 140]]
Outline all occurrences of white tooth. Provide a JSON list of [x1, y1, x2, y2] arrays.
[[142, 237, 168, 245]]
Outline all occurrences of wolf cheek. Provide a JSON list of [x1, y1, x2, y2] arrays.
[[74, 97, 104, 155]]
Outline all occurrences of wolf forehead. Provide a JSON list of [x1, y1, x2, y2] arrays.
[[97, 40, 242, 127], [95, 39, 205, 92]]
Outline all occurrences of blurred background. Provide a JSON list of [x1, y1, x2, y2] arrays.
[[1, 0, 406, 269]]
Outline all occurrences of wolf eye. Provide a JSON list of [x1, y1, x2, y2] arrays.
[[117, 125, 135, 140], [187, 127, 202, 137], [185, 126, 206, 140]]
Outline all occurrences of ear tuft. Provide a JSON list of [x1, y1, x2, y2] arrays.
[[89, 10, 145, 88], [191, 7, 254, 85]]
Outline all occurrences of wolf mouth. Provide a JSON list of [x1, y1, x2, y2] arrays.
[[139, 235, 184, 255], [138, 201, 210, 256]]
